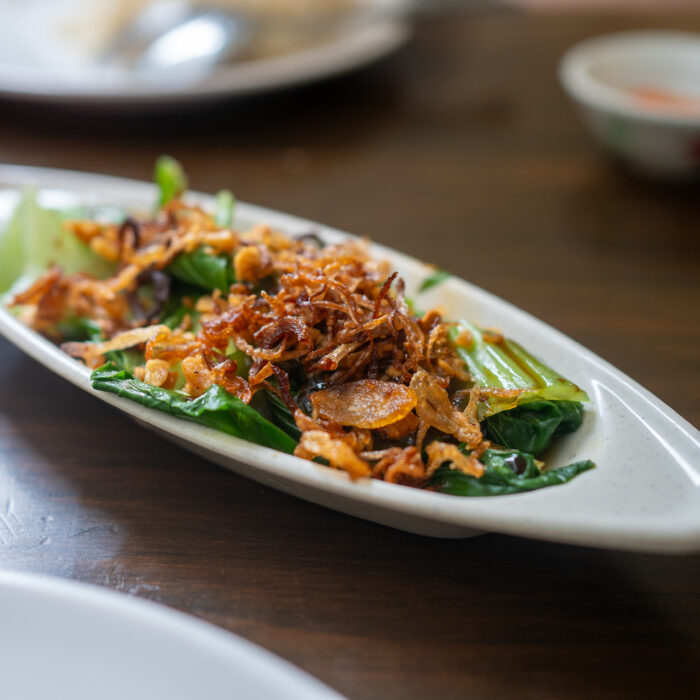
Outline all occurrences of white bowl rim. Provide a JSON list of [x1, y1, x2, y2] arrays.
[[559, 30, 700, 128], [0, 570, 346, 699]]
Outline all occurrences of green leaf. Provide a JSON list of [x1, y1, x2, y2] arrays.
[[419, 269, 451, 293], [264, 390, 302, 440], [91, 364, 297, 454], [430, 447, 594, 497], [450, 320, 589, 419], [166, 246, 235, 294], [154, 155, 188, 208], [55, 316, 103, 342], [55, 319, 144, 372], [0, 190, 116, 298], [225, 340, 251, 377], [484, 400, 584, 455], [160, 303, 201, 332], [556, 400, 585, 434], [103, 350, 146, 373], [215, 189, 235, 228]]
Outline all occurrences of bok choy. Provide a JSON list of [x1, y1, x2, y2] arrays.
[[166, 247, 236, 293], [92, 364, 297, 454], [0, 191, 115, 300], [450, 320, 589, 419], [431, 447, 594, 497], [2, 157, 594, 499]]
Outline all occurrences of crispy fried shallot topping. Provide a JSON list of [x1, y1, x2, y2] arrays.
[[425, 441, 484, 479], [409, 369, 482, 450], [11, 197, 501, 484], [295, 430, 371, 479], [310, 380, 417, 429], [62, 324, 169, 369], [143, 358, 172, 388]]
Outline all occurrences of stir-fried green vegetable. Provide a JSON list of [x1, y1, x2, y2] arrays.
[[431, 446, 594, 496], [215, 189, 235, 229], [54, 316, 102, 342], [92, 364, 297, 454], [419, 268, 451, 292], [0, 191, 115, 299], [154, 155, 188, 208], [483, 400, 584, 455], [166, 247, 236, 293], [450, 320, 589, 419], [56, 318, 161, 374], [264, 390, 303, 441], [1, 157, 594, 497]]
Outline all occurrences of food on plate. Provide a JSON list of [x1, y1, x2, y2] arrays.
[[1, 157, 594, 496]]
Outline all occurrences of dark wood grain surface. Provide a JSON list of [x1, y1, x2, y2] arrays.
[[1, 10, 699, 700]]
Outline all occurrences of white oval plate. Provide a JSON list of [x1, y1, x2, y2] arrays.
[[0, 570, 344, 700], [1, 165, 699, 553], [0, 7, 409, 106]]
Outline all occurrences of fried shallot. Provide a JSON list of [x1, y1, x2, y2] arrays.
[[11, 196, 500, 486]]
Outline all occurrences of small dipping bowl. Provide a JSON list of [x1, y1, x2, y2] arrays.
[[559, 31, 700, 178]]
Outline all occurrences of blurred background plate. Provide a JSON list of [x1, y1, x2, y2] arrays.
[[0, 0, 410, 106], [0, 570, 345, 700]]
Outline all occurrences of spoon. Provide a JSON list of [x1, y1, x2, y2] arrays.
[[99, 1, 255, 83], [99, 0, 472, 84]]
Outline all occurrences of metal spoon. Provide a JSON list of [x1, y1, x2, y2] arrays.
[[99, 1, 255, 83], [98, 0, 414, 80], [99, 0, 476, 84]]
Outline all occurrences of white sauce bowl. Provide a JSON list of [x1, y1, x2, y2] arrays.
[[559, 31, 700, 178]]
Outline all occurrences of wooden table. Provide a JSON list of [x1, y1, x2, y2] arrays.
[[1, 10, 699, 700]]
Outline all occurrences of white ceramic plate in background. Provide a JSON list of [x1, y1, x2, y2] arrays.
[[0, 165, 699, 553], [560, 31, 700, 177], [0, 570, 345, 700], [0, 1, 410, 106]]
